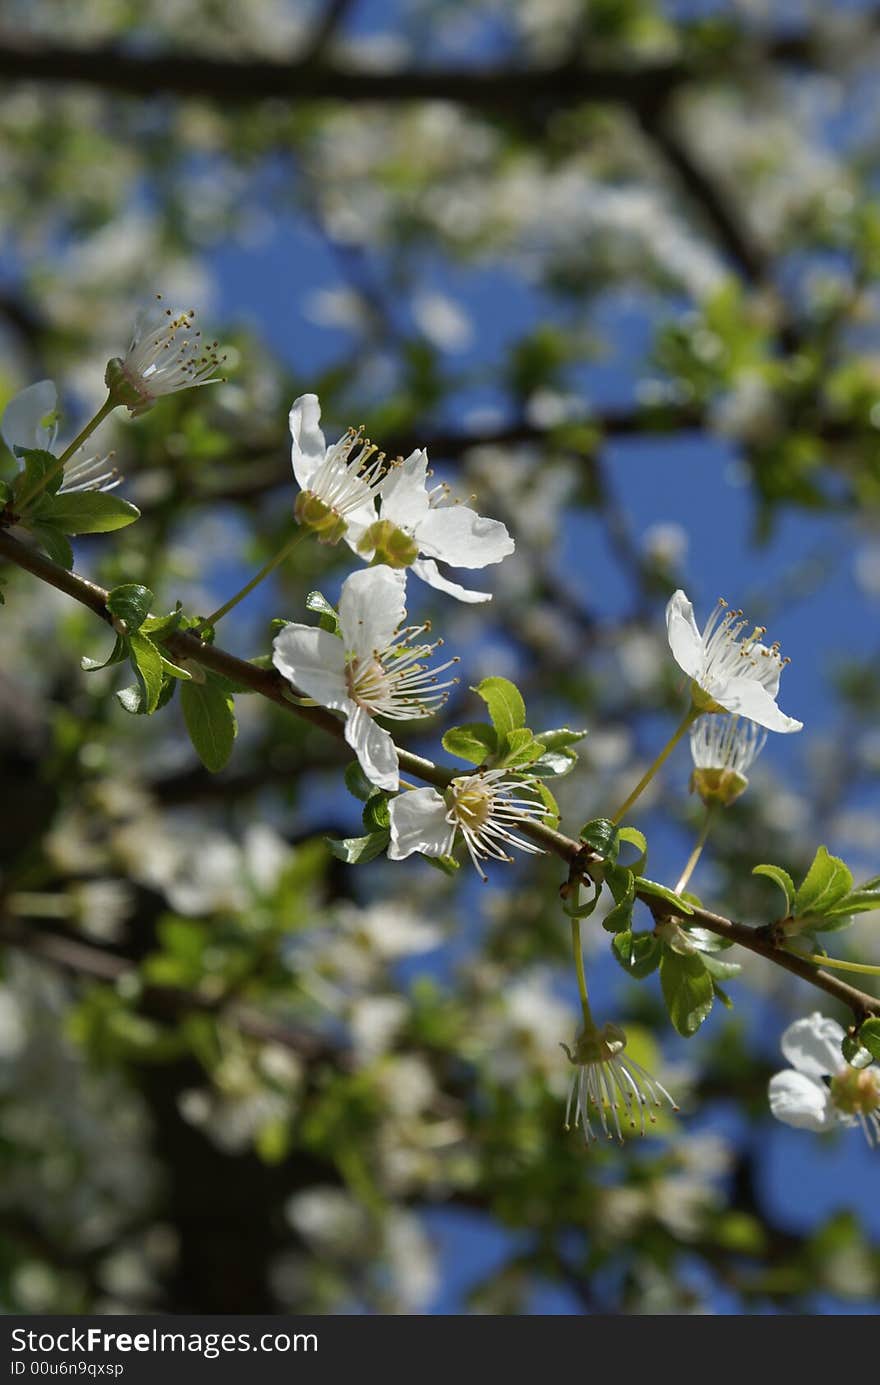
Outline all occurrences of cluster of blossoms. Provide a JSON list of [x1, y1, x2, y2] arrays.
[[4, 304, 875, 1160]]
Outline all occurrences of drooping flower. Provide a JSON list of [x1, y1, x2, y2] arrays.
[[272, 565, 457, 792], [289, 393, 386, 546], [387, 770, 545, 879], [352, 447, 514, 603], [666, 589, 802, 733], [689, 713, 766, 806], [105, 298, 224, 415], [768, 1012, 880, 1148], [561, 1021, 678, 1144], [1, 380, 120, 494]]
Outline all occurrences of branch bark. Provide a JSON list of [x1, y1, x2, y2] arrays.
[[1, 524, 877, 1021]]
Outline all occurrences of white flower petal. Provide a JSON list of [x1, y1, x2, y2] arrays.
[[289, 393, 327, 489], [712, 675, 803, 732], [2, 379, 57, 454], [344, 703, 399, 791], [665, 589, 704, 680], [415, 503, 513, 568], [751, 643, 782, 697], [768, 1069, 835, 1131], [411, 557, 491, 604], [272, 624, 348, 709], [780, 1013, 846, 1080], [388, 787, 455, 860], [379, 450, 432, 531], [338, 565, 407, 664]]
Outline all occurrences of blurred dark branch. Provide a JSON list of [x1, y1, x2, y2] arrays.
[[0, 26, 872, 112], [0, 917, 338, 1062], [301, 0, 358, 62]]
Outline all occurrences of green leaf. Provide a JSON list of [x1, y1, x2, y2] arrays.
[[635, 877, 694, 915], [701, 953, 742, 982], [752, 863, 796, 914], [857, 1018, 880, 1063], [472, 676, 526, 736], [579, 817, 618, 863], [362, 792, 391, 833], [603, 864, 636, 934], [535, 727, 588, 752], [81, 635, 128, 672], [37, 490, 140, 534], [495, 727, 543, 768], [106, 583, 154, 633], [180, 675, 237, 771], [660, 949, 714, 1037], [533, 779, 559, 828], [344, 760, 376, 801], [11, 448, 63, 504], [141, 605, 184, 640], [127, 631, 164, 715], [529, 746, 579, 777], [441, 722, 497, 765], [822, 887, 880, 919], [617, 825, 648, 875], [326, 829, 390, 864], [562, 877, 601, 919], [612, 930, 661, 979], [29, 522, 73, 569], [305, 589, 340, 634], [794, 846, 853, 918]]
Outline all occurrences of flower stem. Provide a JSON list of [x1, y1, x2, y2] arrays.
[[197, 528, 307, 632], [674, 800, 718, 895], [571, 915, 594, 1029], [610, 705, 698, 825], [803, 953, 880, 978], [17, 395, 117, 512]]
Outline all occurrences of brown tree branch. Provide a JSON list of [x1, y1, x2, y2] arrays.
[[1, 524, 878, 1021]]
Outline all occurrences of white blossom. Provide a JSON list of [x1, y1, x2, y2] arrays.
[[352, 446, 514, 603], [2, 380, 120, 493], [387, 769, 545, 879], [666, 589, 802, 733], [689, 713, 766, 805], [561, 1022, 678, 1145], [272, 566, 457, 792], [289, 393, 386, 545], [106, 299, 224, 415], [769, 1012, 880, 1147]]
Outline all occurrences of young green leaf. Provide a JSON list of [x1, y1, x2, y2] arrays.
[[81, 635, 129, 672], [611, 930, 662, 979], [344, 760, 376, 802], [11, 448, 64, 504], [579, 817, 618, 863], [128, 631, 164, 715], [617, 825, 648, 874], [635, 877, 694, 915], [660, 949, 714, 1037], [362, 792, 391, 834], [326, 830, 390, 865], [106, 583, 154, 633], [856, 1018, 880, 1064], [472, 676, 526, 737], [37, 491, 140, 534], [29, 522, 73, 570], [441, 722, 497, 765], [603, 864, 636, 934], [752, 863, 796, 914], [794, 846, 853, 918], [305, 590, 341, 634], [180, 675, 237, 771]]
